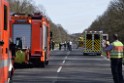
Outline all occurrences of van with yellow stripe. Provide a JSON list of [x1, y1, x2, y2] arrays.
[[83, 31, 103, 55]]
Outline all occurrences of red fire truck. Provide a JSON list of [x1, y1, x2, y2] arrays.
[[0, 0, 13, 83], [10, 13, 51, 67]]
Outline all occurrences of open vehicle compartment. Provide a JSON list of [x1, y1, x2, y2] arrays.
[[12, 24, 31, 49]]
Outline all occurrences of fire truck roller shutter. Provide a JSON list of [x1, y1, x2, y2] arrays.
[[42, 25, 48, 51], [12, 24, 31, 49], [41, 25, 48, 66]]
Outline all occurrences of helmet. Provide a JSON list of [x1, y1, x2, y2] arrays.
[[106, 41, 110, 45]]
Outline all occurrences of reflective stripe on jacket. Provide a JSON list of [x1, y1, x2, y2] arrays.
[[111, 40, 123, 58]]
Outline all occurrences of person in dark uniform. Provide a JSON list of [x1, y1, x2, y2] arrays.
[[51, 41, 55, 50], [63, 41, 67, 51], [59, 43, 62, 50], [105, 34, 124, 83], [67, 42, 70, 51]]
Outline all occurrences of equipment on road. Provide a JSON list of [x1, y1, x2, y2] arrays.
[[0, 0, 13, 83], [77, 36, 83, 47], [83, 31, 103, 55], [10, 12, 51, 67]]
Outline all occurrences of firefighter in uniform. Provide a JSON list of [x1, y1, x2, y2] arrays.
[[106, 34, 124, 83]]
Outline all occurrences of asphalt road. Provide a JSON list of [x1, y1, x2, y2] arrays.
[[12, 48, 114, 83]]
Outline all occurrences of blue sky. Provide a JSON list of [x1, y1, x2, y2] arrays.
[[34, 0, 112, 34]]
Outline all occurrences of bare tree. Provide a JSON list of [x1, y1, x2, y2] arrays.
[[87, 0, 124, 42], [8, 0, 37, 14]]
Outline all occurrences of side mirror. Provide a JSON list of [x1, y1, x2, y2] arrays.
[[0, 40, 4, 46]]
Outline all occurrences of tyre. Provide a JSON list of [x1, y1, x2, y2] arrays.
[[41, 61, 46, 68]]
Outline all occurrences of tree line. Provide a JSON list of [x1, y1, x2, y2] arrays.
[[8, 0, 71, 43], [86, 0, 124, 42]]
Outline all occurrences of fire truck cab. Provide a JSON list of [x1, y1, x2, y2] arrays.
[[0, 0, 13, 83], [10, 13, 51, 67]]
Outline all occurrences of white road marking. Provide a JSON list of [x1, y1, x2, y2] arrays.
[[67, 51, 70, 55], [65, 56, 68, 59], [63, 60, 65, 64], [57, 51, 70, 73], [57, 66, 62, 73]]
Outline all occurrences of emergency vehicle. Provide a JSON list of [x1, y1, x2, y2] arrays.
[[10, 13, 51, 67], [102, 33, 109, 48], [102, 34, 109, 40], [0, 0, 13, 83], [83, 31, 103, 55]]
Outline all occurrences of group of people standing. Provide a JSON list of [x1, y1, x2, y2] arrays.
[[50, 40, 73, 51], [59, 41, 72, 51]]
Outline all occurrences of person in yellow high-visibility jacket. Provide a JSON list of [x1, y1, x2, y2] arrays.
[[105, 34, 124, 83], [15, 48, 25, 64]]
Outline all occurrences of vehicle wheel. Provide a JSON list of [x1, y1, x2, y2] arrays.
[[83, 53, 87, 56], [41, 62, 46, 68], [41, 52, 47, 67]]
